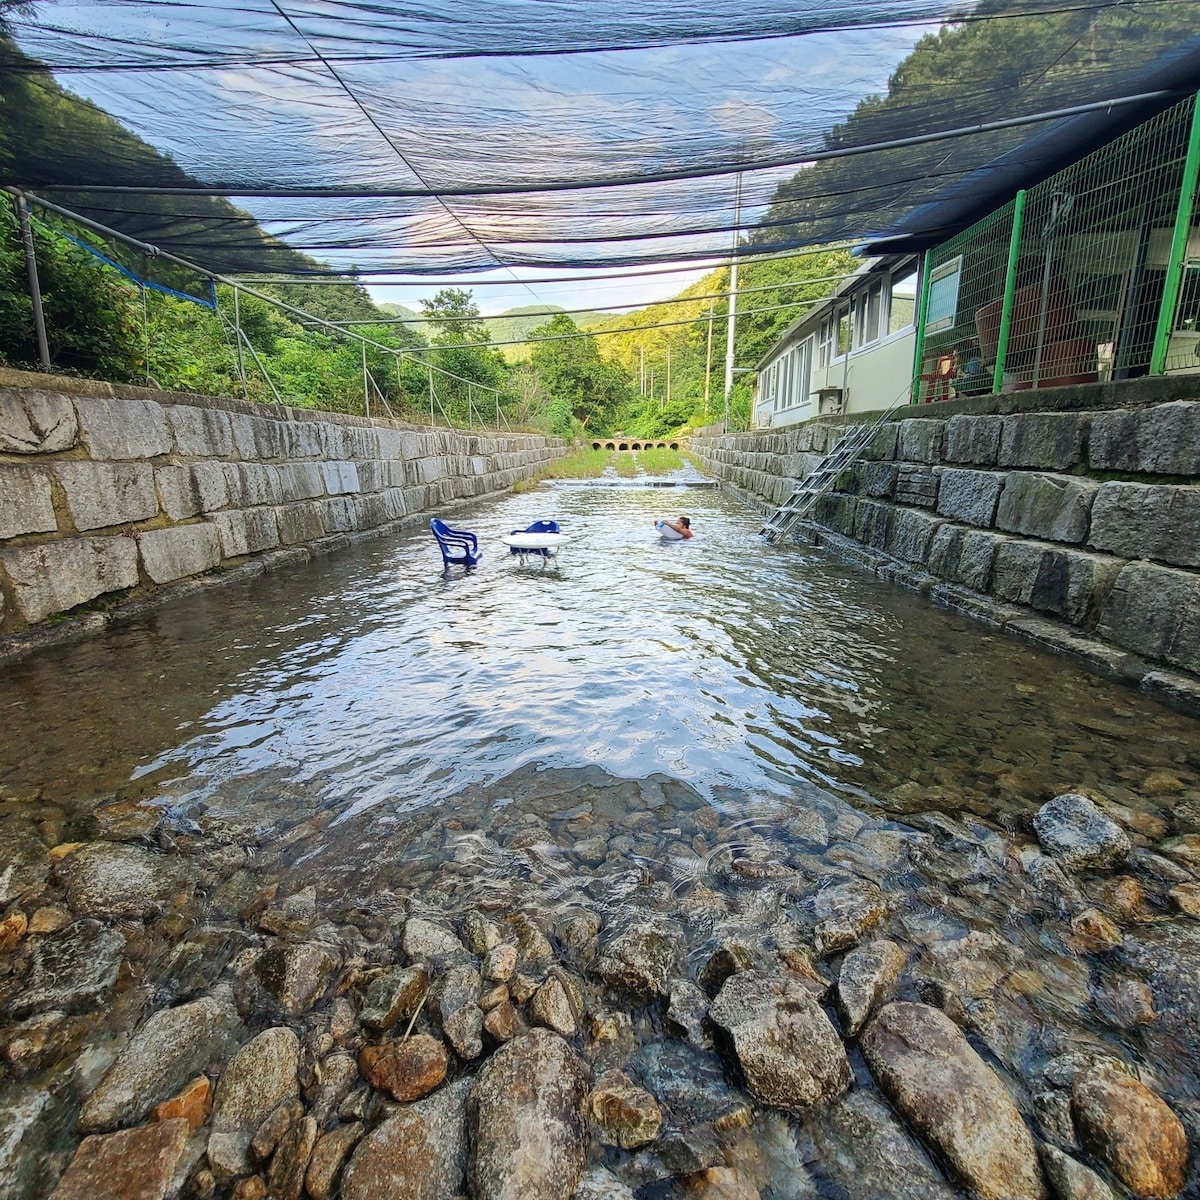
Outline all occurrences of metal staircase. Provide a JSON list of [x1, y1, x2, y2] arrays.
[[760, 402, 904, 545]]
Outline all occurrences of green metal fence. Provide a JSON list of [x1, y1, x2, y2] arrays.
[[914, 92, 1200, 399]]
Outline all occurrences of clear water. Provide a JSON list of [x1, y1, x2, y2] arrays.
[[2, 477, 1199, 1197]]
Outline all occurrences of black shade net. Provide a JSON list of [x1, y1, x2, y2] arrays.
[[2, 0, 1200, 279]]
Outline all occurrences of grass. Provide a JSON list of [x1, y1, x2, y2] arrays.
[[611, 452, 638, 478], [635, 447, 685, 473], [512, 447, 612, 491]]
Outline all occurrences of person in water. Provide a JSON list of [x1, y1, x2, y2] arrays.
[[655, 515, 693, 539]]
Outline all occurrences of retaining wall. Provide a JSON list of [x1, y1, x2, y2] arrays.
[[690, 386, 1200, 710], [0, 371, 566, 648]]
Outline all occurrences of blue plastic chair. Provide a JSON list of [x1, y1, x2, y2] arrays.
[[430, 518, 481, 568], [509, 519, 560, 559]]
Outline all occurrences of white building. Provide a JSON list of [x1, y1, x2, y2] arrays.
[[753, 255, 919, 429]]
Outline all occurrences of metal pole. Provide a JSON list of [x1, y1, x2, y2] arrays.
[[14, 193, 50, 369], [704, 304, 714, 417], [723, 171, 743, 428], [910, 249, 934, 404], [993, 190, 1027, 393], [362, 342, 370, 418], [665, 348, 671, 408], [428, 366, 435, 427], [639, 345, 644, 396], [467, 382, 473, 430], [1151, 91, 1200, 375], [233, 286, 248, 400]]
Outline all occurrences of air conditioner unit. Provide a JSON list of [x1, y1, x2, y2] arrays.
[[817, 387, 844, 415]]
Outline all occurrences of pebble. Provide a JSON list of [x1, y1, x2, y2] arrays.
[[358, 966, 428, 1031], [836, 939, 906, 1037], [1033, 794, 1131, 873], [304, 1122, 363, 1200], [358, 1034, 448, 1102]]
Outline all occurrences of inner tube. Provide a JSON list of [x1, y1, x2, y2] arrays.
[[656, 520, 685, 541]]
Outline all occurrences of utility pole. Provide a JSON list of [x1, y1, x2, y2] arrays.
[[704, 304, 714, 418], [15, 193, 50, 370], [665, 347, 671, 409], [639, 345, 645, 397], [723, 171, 743, 430]]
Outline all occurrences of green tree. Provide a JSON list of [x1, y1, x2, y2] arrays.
[[528, 312, 633, 434]]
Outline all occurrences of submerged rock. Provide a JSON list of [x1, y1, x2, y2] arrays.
[[359, 966, 429, 1031], [79, 988, 239, 1132], [468, 1030, 589, 1200], [861, 1002, 1046, 1200], [254, 941, 341, 1014], [1072, 1063, 1188, 1198], [812, 880, 888, 956], [594, 923, 682, 998], [207, 1027, 301, 1179], [58, 842, 194, 919], [10, 919, 124, 1016], [708, 970, 851, 1111], [836, 940, 905, 1037], [1038, 1145, 1120, 1200], [48, 1118, 191, 1200], [1033, 794, 1131, 873], [340, 1078, 470, 1200], [358, 1035, 448, 1102], [587, 1070, 662, 1149]]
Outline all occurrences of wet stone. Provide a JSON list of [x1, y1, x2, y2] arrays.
[[0, 826, 50, 902], [266, 1113, 318, 1200], [468, 1030, 589, 1200], [11, 918, 124, 1016], [1039, 1145, 1121, 1200], [341, 1078, 470, 1200], [305, 1122, 363, 1200], [812, 880, 888, 955], [696, 942, 755, 998], [48, 1118, 191, 1200], [588, 1069, 662, 1149], [359, 966, 429, 1031], [250, 1098, 304, 1163], [461, 910, 501, 955], [436, 963, 483, 1059], [481, 943, 517, 982], [254, 941, 341, 1014], [207, 1027, 301, 1180], [358, 1034, 449, 1102], [529, 972, 580, 1037], [594, 922, 682, 998], [483, 1000, 522, 1043], [59, 842, 195, 920], [258, 886, 319, 938], [89, 797, 163, 842], [1034, 794, 1131, 873], [709, 969, 851, 1111], [629, 1039, 750, 1129], [836, 938, 906, 1037], [1072, 1063, 1188, 1199], [666, 979, 711, 1048], [306, 1051, 359, 1124], [862, 1002, 1046, 1200], [79, 988, 239, 1132], [1169, 883, 1200, 917], [402, 917, 468, 965]]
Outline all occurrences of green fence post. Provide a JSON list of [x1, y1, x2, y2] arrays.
[[910, 249, 933, 404], [1150, 94, 1200, 375], [993, 191, 1027, 393]]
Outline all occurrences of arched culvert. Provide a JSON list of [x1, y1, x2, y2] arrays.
[[631, 442, 641, 450], [605, 442, 615, 450], [619, 443, 629, 451], [669, 442, 679, 450]]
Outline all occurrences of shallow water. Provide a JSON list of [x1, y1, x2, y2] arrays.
[[2, 475, 1199, 1197]]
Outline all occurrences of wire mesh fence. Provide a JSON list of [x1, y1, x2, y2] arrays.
[[917, 93, 1200, 398]]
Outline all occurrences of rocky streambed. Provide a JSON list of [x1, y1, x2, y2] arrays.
[[2, 762, 1199, 1200]]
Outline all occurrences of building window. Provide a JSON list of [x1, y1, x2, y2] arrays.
[[836, 304, 852, 357], [774, 340, 812, 410], [818, 316, 834, 368], [853, 280, 883, 349], [925, 256, 963, 334], [888, 268, 918, 333]]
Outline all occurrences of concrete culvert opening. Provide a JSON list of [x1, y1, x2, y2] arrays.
[[591, 441, 602, 450], [669, 442, 679, 450], [605, 442, 615, 450], [619, 443, 629, 451], [657, 442, 666, 448]]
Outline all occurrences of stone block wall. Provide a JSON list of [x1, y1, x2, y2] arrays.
[[690, 397, 1200, 698], [0, 377, 566, 637]]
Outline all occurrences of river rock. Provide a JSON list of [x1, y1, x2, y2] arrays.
[[861, 1002, 1046, 1200], [259, 886, 319, 938], [708, 969, 851, 1110], [360, 966, 429, 1031], [461, 910, 501, 955], [1169, 883, 1200, 917], [468, 1030, 589, 1200], [306, 1052, 359, 1125], [254, 941, 341, 1014], [58, 842, 194, 919], [1072, 1063, 1188, 1198], [837, 939, 906, 1036], [696, 942, 755, 998], [250, 1098, 303, 1162], [266, 1114, 318, 1200], [0, 826, 49, 903], [207, 1027, 301, 1179], [572, 1165, 637, 1200], [1039, 1145, 1120, 1200], [47, 1118, 191, 1200], [594, 923, 682, 998], [436, 964, 483, 1059], [812, 880, 888, 955], [10, 919, 124, 1016], [666, 979, 711, 1048], [153, 1075, 212, 1130], [89, 796, 163, 842], [403, 918, 468, 965], [79, 988, 239, 1131], [305, 1122, 363, 1200], [629, 1040, 752, 1130], [482, 944, 517, 982], [1033, 795, 1131, 873], [359, 1035, 448, 1102], [529, 972, 581, 1037], [588, 1069, 662, 1148], [805, 1089, 959, 1200], [1118, 923, 1200, 1077], [483, 1000, 522, 1042], [341, 1078, 470, 1200]]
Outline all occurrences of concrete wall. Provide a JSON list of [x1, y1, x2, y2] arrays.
[[691, 385, 1200, 709], [0, 372, 566, 643]]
